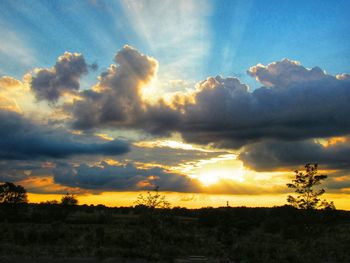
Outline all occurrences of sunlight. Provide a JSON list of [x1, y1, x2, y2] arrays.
[[198, 167, 245, 186], [140, 77, 161, 103], [135, 138, 225, 152], [191, 154, 245, 187], [198, 172, 220, 186], [119, 0, 211, 80]]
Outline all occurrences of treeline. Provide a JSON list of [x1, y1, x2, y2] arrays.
[[0, 202, 348, 225]]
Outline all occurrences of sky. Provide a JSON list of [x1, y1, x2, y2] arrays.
[[1, 0, 350, 209]]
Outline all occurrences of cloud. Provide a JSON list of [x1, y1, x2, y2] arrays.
[[177, 67, 350, 147], [247, 59, 333, 88], [30, 52, 89, 102], [53, 161, 199, 192], [0, 76, 23, 89], [239, 138, 350, 171], [0, 76, 27, 113], [17, 175, 88, 195], [136, 68, 348, 148], [119, 0, 211, 80], [0, 97, 21, 113], [0, 160, 40, 182], [326, 173, 350, 192], [0, 110, 129, 160], [72, 45, 158, 129], [68, 52, 350, 149]]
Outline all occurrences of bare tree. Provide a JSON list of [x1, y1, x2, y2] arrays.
[[134, 186, 170, 209]]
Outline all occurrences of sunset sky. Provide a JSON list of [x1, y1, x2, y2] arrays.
[[1, 0, 350, 209]]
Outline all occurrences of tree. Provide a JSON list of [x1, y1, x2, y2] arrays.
[[61, 193, 78, 205], [0, 182, 28, 204], [134, 186, 171, 260], [287, 163, 335, 210], [134, 186, 170, 209]]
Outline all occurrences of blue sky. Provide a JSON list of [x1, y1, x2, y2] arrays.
[[1, 0, 349, 88]]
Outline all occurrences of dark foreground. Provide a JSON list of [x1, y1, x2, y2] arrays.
[[0, 204, 349, 262], [0, 258, 148, 263]]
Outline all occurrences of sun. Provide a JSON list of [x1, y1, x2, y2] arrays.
[[192, 154, 245, 187], [198, 172, 221, 186], [198, 168, 245, 187]]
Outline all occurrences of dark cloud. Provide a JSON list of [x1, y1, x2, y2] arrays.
[[128, 144, 228, 167], [53, 161, 199, 192], [326, 173, 350, 192], [0, 110, 129, 160], [166, 70, 349, 148], [70, 52, 350, 148], [72, 45, 158, 129], [0, 160, 41, 182], [239, 139, 350, 171], [30, 52, 89, 102]]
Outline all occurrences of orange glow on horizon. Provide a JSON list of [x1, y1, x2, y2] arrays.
[[27, 192, 350, 210]]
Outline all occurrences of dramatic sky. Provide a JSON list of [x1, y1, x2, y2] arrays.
[[1, 0, 350, 209]]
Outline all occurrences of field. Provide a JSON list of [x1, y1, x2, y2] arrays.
[[0, 204, 350, 262]]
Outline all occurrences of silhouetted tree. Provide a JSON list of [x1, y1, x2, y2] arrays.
[[61, 193, 78, 205], [134, 186, 171, 259], [287, 163, 335, 210], [0, 182, 27, 204], [134, 186, 170, 209]]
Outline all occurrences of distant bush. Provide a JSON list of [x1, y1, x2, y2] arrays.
[[61, 193, 78, 206]]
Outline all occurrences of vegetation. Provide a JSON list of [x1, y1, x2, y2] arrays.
[[287, 163, 335, 210], [0, 182, 27, 204], [61, 193, 78, 206], [0, 203, 349, 262], [134, 186, 170, 209]]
